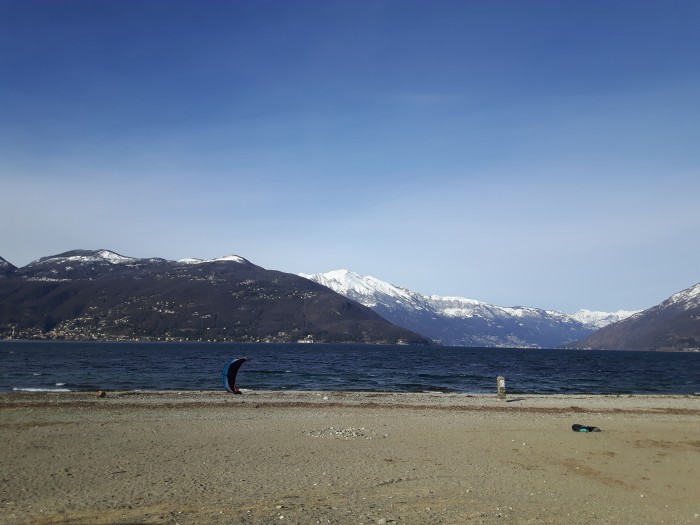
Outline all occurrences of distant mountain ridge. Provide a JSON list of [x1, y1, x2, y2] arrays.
[[0, 256, 16, 274], [300, 269, 634, 348], [0, 250, 429, 345], [570, 309, 639, 329], [570, 282, 700, 351], [6, 249, 691, 350]]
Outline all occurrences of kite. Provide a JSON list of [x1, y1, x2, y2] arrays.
[[221, 357, 247, 394]]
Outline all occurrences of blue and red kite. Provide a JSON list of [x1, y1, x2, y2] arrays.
[[221, 357, 247, 394]]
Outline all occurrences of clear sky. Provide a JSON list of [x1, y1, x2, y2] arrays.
[[1, 1, 699, 313]]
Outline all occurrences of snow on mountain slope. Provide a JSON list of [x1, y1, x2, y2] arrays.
[[663, 282, 700, 310], [21, 250, 255, 283], [29, 249, 138, 266], [301, 269, 425, 309], [571, 309, 638, 329], [570, 282, 700, 351], [300, 270, 605, 348], [29, 250, 251, 269], [179, 255, 249, 265]]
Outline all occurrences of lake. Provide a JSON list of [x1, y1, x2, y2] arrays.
[[2, 340, 698, 395]]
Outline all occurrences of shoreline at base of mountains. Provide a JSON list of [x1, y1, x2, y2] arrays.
[[3, 336, 699, 352]]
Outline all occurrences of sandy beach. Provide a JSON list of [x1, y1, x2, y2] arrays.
[[1, 391, 699, 525]]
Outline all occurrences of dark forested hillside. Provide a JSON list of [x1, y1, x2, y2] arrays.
[[0, 250, 430, 345]]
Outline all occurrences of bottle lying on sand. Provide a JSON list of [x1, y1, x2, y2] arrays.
[[572, 424, 601, 432]]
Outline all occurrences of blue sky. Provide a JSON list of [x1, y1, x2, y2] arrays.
[[1, 0, 699, 313]]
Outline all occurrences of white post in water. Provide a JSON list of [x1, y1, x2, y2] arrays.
[[497, 376, 506, 399]]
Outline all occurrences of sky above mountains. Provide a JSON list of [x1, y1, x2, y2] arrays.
[[2, 0, 699, 313]]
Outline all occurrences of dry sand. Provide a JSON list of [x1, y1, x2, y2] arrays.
[[1, 390, 699, 525]]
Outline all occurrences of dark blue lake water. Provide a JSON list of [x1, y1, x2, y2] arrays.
[[1, 341, 698, 395]]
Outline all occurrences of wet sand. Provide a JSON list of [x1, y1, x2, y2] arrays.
[[1, 391, 699, 524]]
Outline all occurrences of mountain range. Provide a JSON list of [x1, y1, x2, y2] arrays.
[[0, 250, 428, 345], [568, 282, 700, 351], [300, 269, 635, 348], [1, 250, 697, 350]]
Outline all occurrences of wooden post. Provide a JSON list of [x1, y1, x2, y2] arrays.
[[497, 376, 506, 399]]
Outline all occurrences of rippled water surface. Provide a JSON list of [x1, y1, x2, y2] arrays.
[[1, 340, 698, 394]]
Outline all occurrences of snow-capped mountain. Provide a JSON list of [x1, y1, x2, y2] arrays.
[[19, 250, 252, 282], [570, 309, 638, 329], [300, 269, 615, 348], [0, 250, 428, 345], [664, 282, 700, 310], [178, 255, 248, 265], [26, 249, 250, 269], [31, 249, 139, 266], [571, 282, 700, 350]]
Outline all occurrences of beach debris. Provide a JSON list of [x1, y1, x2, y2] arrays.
[[96, 390, 106, 398], [572, 424, 601, 432], [304, 427, 387, 440]]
